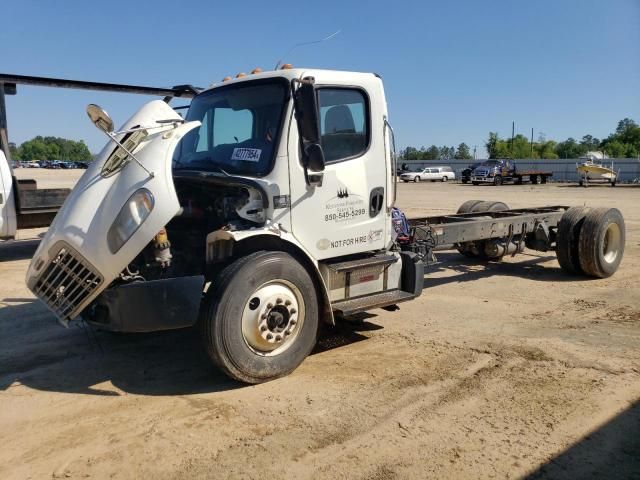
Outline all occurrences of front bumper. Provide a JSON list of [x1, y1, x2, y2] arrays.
[[471, 176, 495, 183], [83, 275, 205, 332]]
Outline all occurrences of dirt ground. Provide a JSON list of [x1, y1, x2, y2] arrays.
[[1, 177, 639, 479]]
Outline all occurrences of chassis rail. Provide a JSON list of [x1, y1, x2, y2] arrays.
[[408, 206, 569, 246]]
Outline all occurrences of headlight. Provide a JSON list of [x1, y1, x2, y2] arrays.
[[107, 188, 154, 253]]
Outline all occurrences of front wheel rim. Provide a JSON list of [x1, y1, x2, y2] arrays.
[[241, 279, 305, 356]]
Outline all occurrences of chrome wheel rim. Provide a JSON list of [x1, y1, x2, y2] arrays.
[[602, 222, 622, 264], [241, 279, 305, 356]]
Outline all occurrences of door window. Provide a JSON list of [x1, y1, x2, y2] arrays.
[[318, 88, 369, 163]]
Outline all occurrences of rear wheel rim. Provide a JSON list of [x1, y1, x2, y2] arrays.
[[241, 279, 305, 356], [602, 222, 622, 264]]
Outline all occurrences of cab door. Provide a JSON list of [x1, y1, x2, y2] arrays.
[[288, 74, 389, 260]]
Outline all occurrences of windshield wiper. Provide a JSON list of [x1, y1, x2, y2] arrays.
[[173, 161, 230, 177]]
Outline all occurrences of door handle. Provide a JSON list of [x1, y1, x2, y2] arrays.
[[369, 187, 384, 217]]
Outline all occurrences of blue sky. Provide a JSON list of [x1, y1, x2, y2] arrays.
[[1, 0, 639, 157]]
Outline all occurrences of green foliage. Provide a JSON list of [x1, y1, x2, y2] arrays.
[[13, 136, 92, 162], [555, 138, 584, 159], [400, 144, 444, 160], [455, 142, 473, 159], [439, 146, 455, 160], [8, 142, 20, 160], [397, 118, 640, 161], [425, 145, 440, 160], [600, 118, 640, 158]]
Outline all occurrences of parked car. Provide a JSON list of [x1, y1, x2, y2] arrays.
[[400, 166, 456, 183], [461, 162, 481, 184]]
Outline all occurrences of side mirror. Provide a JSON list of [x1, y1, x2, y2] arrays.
[[303, 143, 325, 172], [86, 104, 114, 134], [293, 77, 325, 184]]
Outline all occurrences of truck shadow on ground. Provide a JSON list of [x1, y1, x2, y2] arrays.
[[0, 238, 41, 262], [0, 299, 376, 397], [423, 251, 596, 288], [524, 398, 640, 479]]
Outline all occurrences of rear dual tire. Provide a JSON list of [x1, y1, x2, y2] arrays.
[[556, 207, 625, 278]]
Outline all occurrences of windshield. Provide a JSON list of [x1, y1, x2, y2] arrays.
[[173, 79, 289, 176], [480, 160, 499, 166]]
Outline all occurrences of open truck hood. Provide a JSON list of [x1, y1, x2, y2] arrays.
[[26, 100, 200, 325]]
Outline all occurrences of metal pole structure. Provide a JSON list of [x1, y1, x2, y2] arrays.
[[0, 73, 199, 99], [0, 83, 14, 176], [511, 121, 515, 158], [530, 127, 534, 158]]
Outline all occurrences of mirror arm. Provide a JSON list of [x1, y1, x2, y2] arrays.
[[104, 131, 154, 179], [112, 120, 183, 136]]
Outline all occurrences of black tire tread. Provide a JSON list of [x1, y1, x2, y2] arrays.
[[457, 200, 485, 214], [201, 251, 318, 383], [556, 207, 589, 275], [578, 207, 625, 278]]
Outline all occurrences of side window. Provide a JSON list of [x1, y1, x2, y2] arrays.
[[213, 108, 253, 147], [318, 88, 369, 163]]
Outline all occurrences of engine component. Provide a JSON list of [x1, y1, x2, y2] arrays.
[[153, 227, 172, 267]]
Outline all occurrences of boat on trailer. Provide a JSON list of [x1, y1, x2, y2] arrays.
[[576, 152, 619, 187]]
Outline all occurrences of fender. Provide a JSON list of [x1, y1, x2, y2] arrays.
[[206, 225, 336, 325]]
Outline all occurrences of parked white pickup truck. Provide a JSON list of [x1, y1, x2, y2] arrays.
[[400, 166, 455, 182]]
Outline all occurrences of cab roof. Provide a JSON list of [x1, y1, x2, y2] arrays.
[[203, 68, 379, 92]]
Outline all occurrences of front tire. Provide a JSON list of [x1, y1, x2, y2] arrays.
[[201, 251, 319, 383], [413, 176, 420, 183], [442, 176, 449, 182]]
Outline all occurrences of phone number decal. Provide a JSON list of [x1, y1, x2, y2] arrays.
[[324, 208, 366, 222]]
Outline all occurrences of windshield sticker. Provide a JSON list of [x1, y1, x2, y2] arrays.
[[231, 148, 262, 162]]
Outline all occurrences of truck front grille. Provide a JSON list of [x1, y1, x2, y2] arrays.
[[33, 243, 103, 322]]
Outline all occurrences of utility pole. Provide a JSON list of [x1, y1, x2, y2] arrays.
[[511, 121, 515, 158], [530, 127, 534, 158]]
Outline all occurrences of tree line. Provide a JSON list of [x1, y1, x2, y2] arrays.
[[9, 136, 92, 162], [401, 118, 640, 160]]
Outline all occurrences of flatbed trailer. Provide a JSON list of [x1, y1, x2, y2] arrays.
[[511, 170, 553, 184], [470, 159, 553, 185]]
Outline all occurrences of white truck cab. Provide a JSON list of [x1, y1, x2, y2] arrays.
[[21, 67, 628, 383], [25, 68, 423, 383]]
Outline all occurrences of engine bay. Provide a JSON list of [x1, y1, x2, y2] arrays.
[[116, 176, 267, 285]]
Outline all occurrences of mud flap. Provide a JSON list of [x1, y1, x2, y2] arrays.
[[84, 275, 204, 332]]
